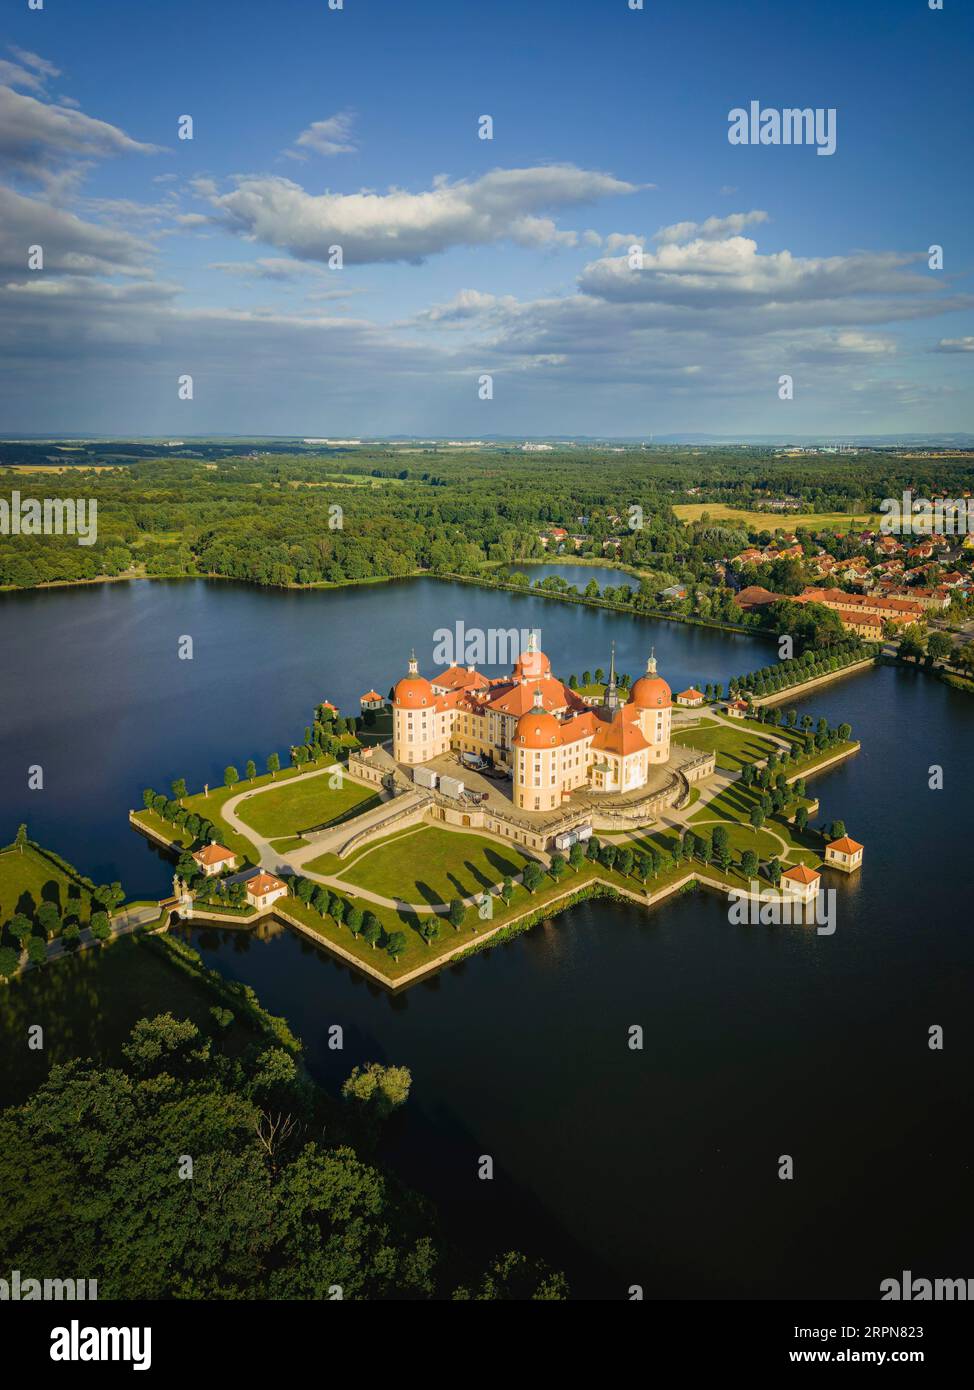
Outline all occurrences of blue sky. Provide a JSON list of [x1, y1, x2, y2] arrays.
[[1, 0, 971, 436]]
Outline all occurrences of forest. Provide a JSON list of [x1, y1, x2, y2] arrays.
[[2, 444, 973, 597]]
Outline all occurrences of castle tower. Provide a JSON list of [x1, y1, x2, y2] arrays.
[[627, 647, 672, 763], [392, 650, 435, 764], [512, 686, 563, 811]]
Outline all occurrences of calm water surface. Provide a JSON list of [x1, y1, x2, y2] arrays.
[[1, 578, 971, 1297]]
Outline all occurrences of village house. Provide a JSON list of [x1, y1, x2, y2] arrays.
[[781, 863, 822, 900], [675, 688, 705, 707], [825, 835, 864, 873], [245, 871, 289, 910], [191, 844, 237, 877], [360, 690, 385, 711], [725, 699, 749, 719]]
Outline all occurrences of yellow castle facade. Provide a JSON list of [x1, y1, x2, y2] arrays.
[[392, 635, 673, 812]]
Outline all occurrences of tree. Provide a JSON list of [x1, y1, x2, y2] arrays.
[[14, 823, 27, 854], [296, 878, 315, 905], [26, 935, 47, 967], [794, 805, 808, 832], [62, 923, 81, 951], [346, 907, 364, 936], [330, 896, 346, 926], [224, 766, 239, 790], [502, 876, 514, 904], [598, 843, 618, 870], [386, 930, 406, 961], [522, 861, 543, 894], [36, 902, 61, 941], [342, 1062, 412, 1116], [363, 917, 382, 950], [89, 911, 111, 943], [569, 841, 585, 872], [740, 849, 758, 879], [828, 819, 847, 841], [448, 898, 466, 930], [8, 913, 32, 950], [420, 918, 441, 947], [616, 847, 633, 878], [749, 806, 765, 831], [171, 778, 187, 803], [767, 858, 782, 886], [549, 852, 566, 880], [0, 946, 20, 980], [246, 759, 257, 781], [926, 632, 952, 667], [898, 623, 927, 663], [267, 753, 280, 779]]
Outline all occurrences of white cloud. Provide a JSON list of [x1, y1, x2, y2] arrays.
[[579, 236, 939, 308], [653, 210, 768, 244], [0, 82, 161, 189], [0, 185, 152, 277], [209, 164, 640, 264], [936, 336, 974, 353], [289, 111, 357, 159]]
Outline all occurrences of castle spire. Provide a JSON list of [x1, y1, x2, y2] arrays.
[[645, 646, 657, 676], [532, 685, 544, 710], [407, 649, 418, 676], [603, 640, 620, 712]]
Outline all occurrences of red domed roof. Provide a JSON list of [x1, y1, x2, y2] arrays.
[[628, 675, 672, 709], [513, 633, 551, 681], [514, 710, 561, 749], [393, 675, 434, 708]]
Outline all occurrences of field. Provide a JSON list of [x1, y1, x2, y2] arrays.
[[673, 503, 882, 531], [235, 768, 379, 838], [334, 824, 535, 907], [0, 843, 92, 932], [672, 717, 781, 771]]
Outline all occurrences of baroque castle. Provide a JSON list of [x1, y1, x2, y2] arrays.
[[392, 634, 673, 811]]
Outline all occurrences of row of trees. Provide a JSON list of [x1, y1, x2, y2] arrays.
[[729, 640, 872, 698]]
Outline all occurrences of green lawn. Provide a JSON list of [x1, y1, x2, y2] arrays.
[[236, 767, 379, 838], [689, 783, 823, 867], [0, 844, 92, 935], [335, 825, 535, 906], [673, 718, 781, 771], [134, 808, 193, 849]]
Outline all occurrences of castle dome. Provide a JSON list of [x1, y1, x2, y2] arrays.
[[393, 676, 433, 707], [628, 650, 672, 709], [514, 705, 561, 749], [393, 650, 434, 707], [513, 630, 551, 682]]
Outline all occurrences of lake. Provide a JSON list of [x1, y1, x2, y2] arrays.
[[1, 575, 972, 1298]]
